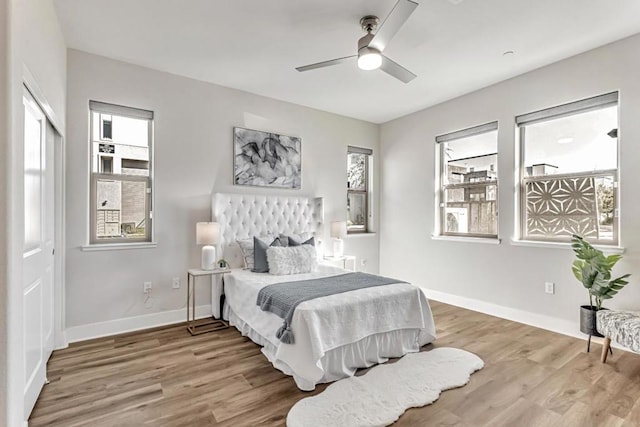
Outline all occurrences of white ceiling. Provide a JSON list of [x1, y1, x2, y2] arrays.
[[53, 0, 640, 124]]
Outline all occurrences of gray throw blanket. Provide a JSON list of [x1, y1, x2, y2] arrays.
[[256, 272, 406, 344]]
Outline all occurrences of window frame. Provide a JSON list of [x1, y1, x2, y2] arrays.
[[347, 146, 372, 234], [88, 101, 154, 245], [435, 121, 499, 239], [516, 92, 619, 246]]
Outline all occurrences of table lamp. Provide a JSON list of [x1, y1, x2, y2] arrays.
[[196, 222, 220, 270], [330, 221, 347, 258]]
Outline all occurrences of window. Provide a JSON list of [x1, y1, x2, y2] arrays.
[[347, 146, 372, 233], [436, 122, 498, 238], [89, 101, 154, 244], [100, 156, 113, 174], [100, 114, 113, 140], [517, 92, 618, 245]]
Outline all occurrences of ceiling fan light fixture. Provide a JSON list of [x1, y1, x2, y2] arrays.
[[295, 0, 418, 82], [358, 48, 382, 71]]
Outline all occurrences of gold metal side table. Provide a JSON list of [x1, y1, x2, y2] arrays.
[[186, 268, 231, 335]]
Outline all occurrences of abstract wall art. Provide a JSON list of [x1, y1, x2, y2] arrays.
[[233, 127, 302, 189]]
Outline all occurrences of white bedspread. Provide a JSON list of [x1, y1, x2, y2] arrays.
[[224, 265, 436, 389]]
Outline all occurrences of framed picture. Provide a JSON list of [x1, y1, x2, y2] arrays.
[[233, 127, 301, 189]]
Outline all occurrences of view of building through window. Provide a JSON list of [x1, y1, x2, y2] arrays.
[[347, 147, 371, 233], [90, 102, 153, 243], [519, 94, 618, 244], [438, 124, 498, 237]]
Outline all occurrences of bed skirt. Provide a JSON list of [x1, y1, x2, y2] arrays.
[[225, 305, 431, 390]]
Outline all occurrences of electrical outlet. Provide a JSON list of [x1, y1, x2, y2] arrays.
[[172, 277, 180, 289], [361, 259, 367, 266], [545, 282, 555, 294], [144, 281, 152, 293]]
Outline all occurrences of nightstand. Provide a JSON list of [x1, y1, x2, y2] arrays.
[[323, 255, 357, 272], [186, 268, 231, 335]]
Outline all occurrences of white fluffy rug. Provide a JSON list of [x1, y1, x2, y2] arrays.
[[287, 347, 484, 427]]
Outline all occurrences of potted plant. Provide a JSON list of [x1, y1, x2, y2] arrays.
[[571, 234, 630, 339]]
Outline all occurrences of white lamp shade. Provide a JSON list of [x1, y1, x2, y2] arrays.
[[330, 221, 347, 239], [196, 222, 220, 245]]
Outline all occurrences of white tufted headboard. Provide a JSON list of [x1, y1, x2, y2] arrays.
[[212, 193, 324, 268]]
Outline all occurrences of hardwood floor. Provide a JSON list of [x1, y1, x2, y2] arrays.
[[30, 301, 640, 427]]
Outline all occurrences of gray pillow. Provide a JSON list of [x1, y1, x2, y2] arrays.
[[288, 235, 315, 247], [253, 236, 283, 273], [279, 232, 312, 247], [237, 234, 274, 270]]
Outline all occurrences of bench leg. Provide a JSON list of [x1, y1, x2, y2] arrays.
[[601, 337, 611, 363]]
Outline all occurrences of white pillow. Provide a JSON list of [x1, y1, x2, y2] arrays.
[[236, 234, 274, 270], [267, 245, 317, 275]]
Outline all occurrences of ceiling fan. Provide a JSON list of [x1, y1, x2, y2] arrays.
[[295, 0, 419, 83]]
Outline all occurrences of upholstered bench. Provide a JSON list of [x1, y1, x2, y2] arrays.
[[597, 310, 640, 363]]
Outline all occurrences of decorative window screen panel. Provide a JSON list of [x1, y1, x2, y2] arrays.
[[89, 101, 154, 244], [517, 92, 618, 244], [347, 146, 372, 233], [436, 122, 498, 238]]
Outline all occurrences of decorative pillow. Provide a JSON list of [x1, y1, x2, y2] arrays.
[[288, 235, 315, 247], [279, 232, 312, 247], [267, 245, 317, 275], [253, 236, 282, 273], [236, 234, 274, 270]]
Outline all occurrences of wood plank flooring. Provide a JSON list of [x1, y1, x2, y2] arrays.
[[29, 301, 640, 426]]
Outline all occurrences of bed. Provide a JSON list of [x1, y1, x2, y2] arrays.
[[211, 193, 436, 390]]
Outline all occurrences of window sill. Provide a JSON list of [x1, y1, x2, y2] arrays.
[[346, 232, 377, 238], [431, 235, 501, 245], [510, 239, 625, 254], [82, 242, 158, 252]]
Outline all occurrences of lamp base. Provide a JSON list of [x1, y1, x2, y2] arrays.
[[332, 238, 344, 258], [201, 245, 216, 270]]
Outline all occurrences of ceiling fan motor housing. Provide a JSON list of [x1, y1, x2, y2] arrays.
[[358, 16, 381, 59], [358, 32, 376, 53], [357, 34, 382, 70]]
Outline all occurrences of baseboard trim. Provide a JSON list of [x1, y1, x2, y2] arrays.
[[423, 289, 625, 350], [54, 330, 69, 350], [65, 291, 626, 352], [65, 305, 213, 343]]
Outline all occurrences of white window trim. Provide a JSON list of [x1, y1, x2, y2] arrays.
[[347, 146, 372, 234], [88, 101, 155, 246], [514, 92, 619, 246], [431, 235, 501, 245], [81, 242, 158, 252], [435, 121, 499, 239], [510, 239, 624, 254]]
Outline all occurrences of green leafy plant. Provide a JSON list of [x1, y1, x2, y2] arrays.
[[571, 234, 630, 310]]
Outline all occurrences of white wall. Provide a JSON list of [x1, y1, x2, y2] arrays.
[[380, 34, 640, 333], [65, 49, 380, 334], [5, 0, 66, 425], [0, 0, 8, 422]]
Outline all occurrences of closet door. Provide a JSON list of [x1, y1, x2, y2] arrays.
[[22, 87, 55, 418]]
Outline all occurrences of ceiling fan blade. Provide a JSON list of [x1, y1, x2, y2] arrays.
[[369, 0, 418, 52], [380, 55, 416, 83], [296, 55, 357, 72]]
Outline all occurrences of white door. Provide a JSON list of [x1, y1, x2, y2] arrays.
[[22, 87, 55, 419]]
